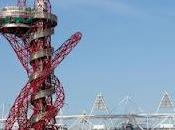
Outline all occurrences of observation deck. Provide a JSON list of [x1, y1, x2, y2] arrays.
[[0, 6, 57, 35]]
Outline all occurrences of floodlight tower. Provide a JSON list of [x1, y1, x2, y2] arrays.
[[0, 0, 82, 129]]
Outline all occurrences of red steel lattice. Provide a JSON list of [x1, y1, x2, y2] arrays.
[[0, 0, 82, 129]]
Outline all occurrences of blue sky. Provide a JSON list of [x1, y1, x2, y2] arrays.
[[1, 0, 175, 115]]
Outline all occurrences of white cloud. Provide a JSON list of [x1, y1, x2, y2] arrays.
[[52, 0, 140, 16]]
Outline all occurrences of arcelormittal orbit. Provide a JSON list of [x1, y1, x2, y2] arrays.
[[0, 0, 82, 129]]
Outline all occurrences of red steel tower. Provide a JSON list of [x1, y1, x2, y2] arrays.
[[0, 0, 82, 129]]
